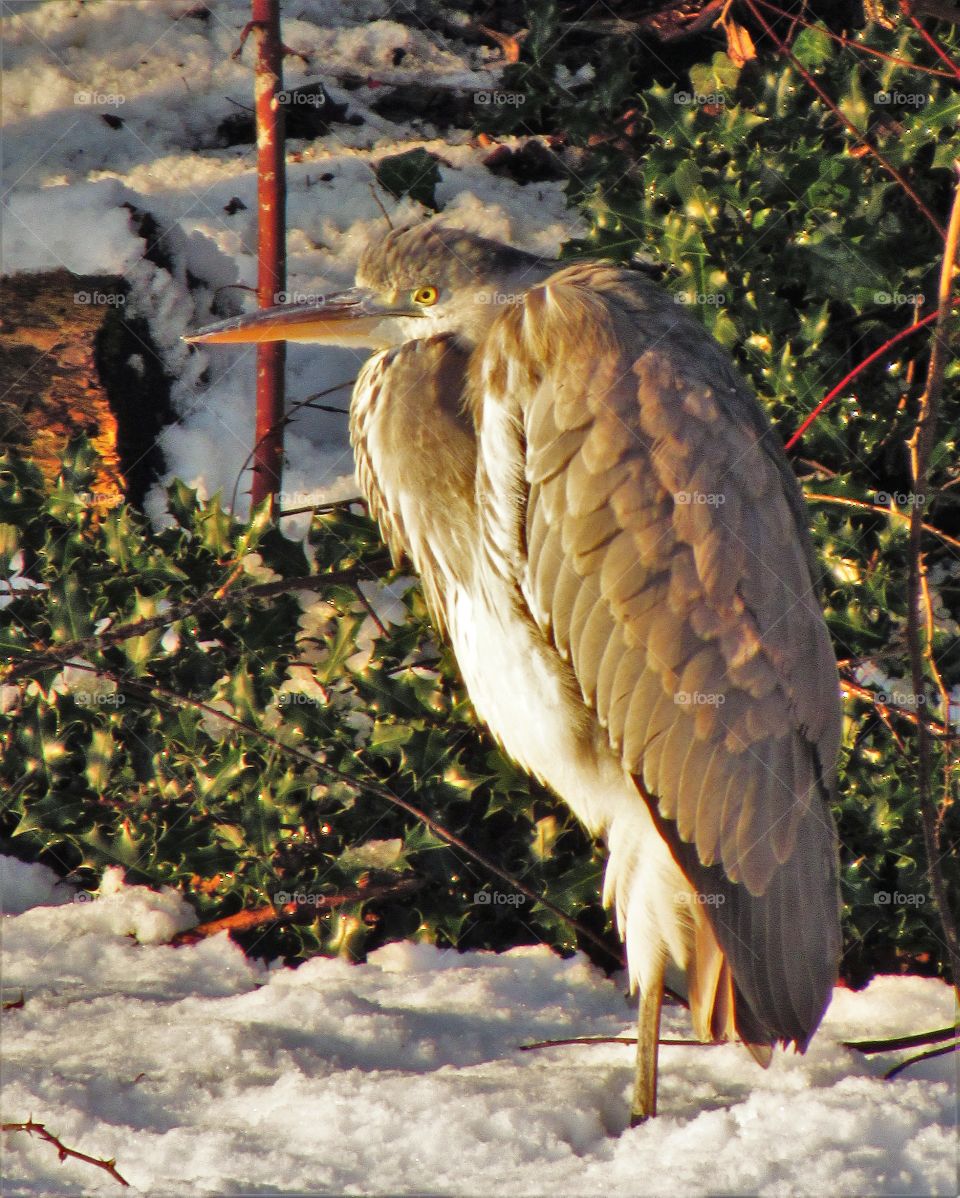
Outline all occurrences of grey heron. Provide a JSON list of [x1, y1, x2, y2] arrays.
[[188, 221, 843, 1123]]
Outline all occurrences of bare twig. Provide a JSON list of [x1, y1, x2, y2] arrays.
[[905, 163, 960, 988], [884, 1040, 960, 1079], [1, 1120, 129, 1187], [278, 497, 366, 518], [901, 2, 960, 81], [754, 0, 956, 77], [804, 492, 960, 553], [229, 379, 354, 517], [352, 581, 389, 638], [875, 704, 910, 758], [841, 675, 952, 740], [171, 877, 423, 945], [844, 1024, 960, 1053], [519, 1036, 720, 1051]]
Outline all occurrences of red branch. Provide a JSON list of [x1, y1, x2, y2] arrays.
[[2, 1120, 129, 1187], [755, 0, 955, 77], [901, 2, 960, 82], [742, 0, 946, 238], [784, 303, 960, 450], [171, 877, 424, 946], [250, 0, 287, 510]]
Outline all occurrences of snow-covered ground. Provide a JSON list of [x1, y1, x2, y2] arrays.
[[2, 0, 582, 528], [1, 859, 956, 1196]]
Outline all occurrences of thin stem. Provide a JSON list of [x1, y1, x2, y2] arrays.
[[845, 1024, 959, 1053], [905, 163, 960, 989], [1, 1121, 129, 1187], [804, 492, 960, 553], [840, 675, 951, 740], [884, 1040, 959, 1079], [0, 562, 391, 685], [519, 1036, 721, 1051], [901, 2, 960, 82], [229, 379, 354, 517]]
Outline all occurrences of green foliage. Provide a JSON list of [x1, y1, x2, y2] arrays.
[[374, 148, 442, 212], [0, 446, 611, 967]]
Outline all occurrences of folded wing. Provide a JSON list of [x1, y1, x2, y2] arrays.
[[474, 264, 842, 1045]]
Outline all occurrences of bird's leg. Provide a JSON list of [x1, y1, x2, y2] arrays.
[[630, 954, 665, 1125]]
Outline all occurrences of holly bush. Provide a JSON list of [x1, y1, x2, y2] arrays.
[[0, 445, 612, 967]]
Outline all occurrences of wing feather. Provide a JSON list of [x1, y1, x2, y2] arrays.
[[574, 596, 616, 705], [474, 264, 841, 1047], [595, 621, 628, 720]]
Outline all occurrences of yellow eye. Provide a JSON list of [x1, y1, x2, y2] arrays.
[[411, 285, 439, 306]]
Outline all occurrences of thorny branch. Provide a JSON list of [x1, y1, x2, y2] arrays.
[[170, 876, 424, 945], [1, 1120, 129, 1187]]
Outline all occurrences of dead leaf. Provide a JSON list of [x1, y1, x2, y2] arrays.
[[479, 24, 523, 64], [722, 17, 756, 68]]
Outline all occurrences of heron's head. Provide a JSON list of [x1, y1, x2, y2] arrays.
[[186, 223, 555, 353]]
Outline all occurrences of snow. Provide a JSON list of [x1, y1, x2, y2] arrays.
[[1, 860, 956, 1196], [2, 0, 583, 521], [0, 856, 73, 916]]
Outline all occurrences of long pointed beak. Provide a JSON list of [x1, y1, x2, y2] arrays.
[[185, 288, 412, 347]]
